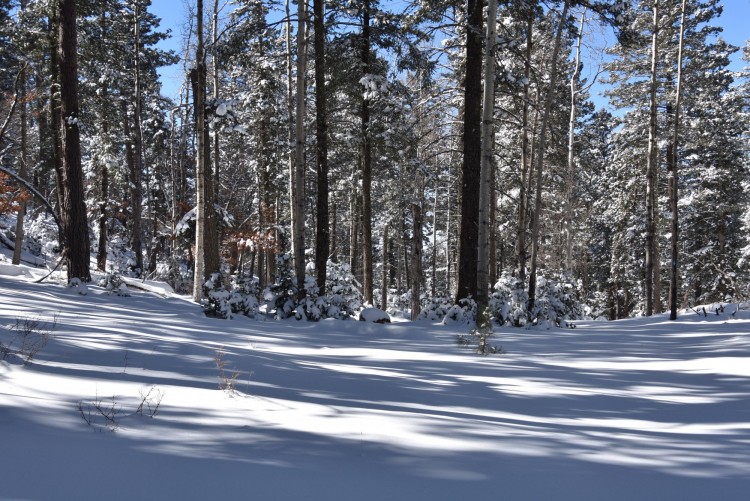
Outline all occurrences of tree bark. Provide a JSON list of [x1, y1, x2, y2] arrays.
[[517, 12, 532, 281], [565, 9, 586, 273], [455, 0, 483, 303], [58, 0, 91, 282], [669, 0, 687, 320], [313, 0, 329, 291], [131, 1, 144, 274], [292, 0, 307, 296], [645, 0, 660, 316], [192, 0, 213, 301], [361, 0, 374, 305], [12, 62, 27, 266], [476, 0, 498, 309]]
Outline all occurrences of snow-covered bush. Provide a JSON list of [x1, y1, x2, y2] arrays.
[[322, 261, 362, 319], [487, 274, 586, 328], [203, 272, 262, 319], [418, 296, 453, 322], [228, 272, 261, 318], [203, 273, 232, 319], [442, 297, 477, 326], [97, 273, 130, 296], [386, 290, 411, 319], [265, 257, 363, 321], [489, 275, 529, 327], [530, 275, 585, 328]]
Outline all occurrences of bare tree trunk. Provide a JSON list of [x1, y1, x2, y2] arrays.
[[645, 0, 659, 316], [360, 0, 374, 305], [527, 0, 570, 313], [313, 0, 329, 291], [381, 223, 388, 309], [410, 174, 424, 320], [96, 0, 109, 271], [58, 0, 91, 282], [192, 0, 208, 301], [455, 0, 483, 303], [565, 9, 586, 273], [292, 0, 307, 296], [476, 0, 497, 309], [212, 0, 221, 202], [517, 13, 532, 281], [431, 191, 438, 297], [132, 0, 144, 275], [12, 62, 27, 266], [48, 12, 65, 218], [669, 0, 687, 320]]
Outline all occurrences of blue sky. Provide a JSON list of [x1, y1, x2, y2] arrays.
[[151, 0, 749, 107]]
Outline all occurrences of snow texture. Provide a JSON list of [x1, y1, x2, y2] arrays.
[[2, 254, 750, 500]]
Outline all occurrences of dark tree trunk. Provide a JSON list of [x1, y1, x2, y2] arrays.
[[58, 0, 91, 282], [455, 0, 483, 302], [313, 0, 329, 291], [361, 0, 374, 305]]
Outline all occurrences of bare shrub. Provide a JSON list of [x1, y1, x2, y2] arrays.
[[215, 348, 242, 394], [2, 313, 58, 364]]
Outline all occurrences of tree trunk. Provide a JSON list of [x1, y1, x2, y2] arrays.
[[455, 0, 483, 303], [212, 0, 221, 202], [58, 0, 91, 282], [313, 0, 329, 291], [132, 2, 144, 275], [669, 0, 687, 320], [360, 0, 374, 305], [192, 0, 210, 301], [645, 0, 659, 316], [476, 0, 498, 309], [527, 0, 570, 314], [517, 13, 532, 281], [95, 0, 108, 271], [410, 175, 424, 320], [292, 0, 307, 296], [565, 9, 586, 273], [381, 223, 388, 309], [12, 62, 27, 266]]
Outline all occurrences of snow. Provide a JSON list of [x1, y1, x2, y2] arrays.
[[2, 261, 750, 500]]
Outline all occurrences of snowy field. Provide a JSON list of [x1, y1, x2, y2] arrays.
[[2, 261, 750, 500]]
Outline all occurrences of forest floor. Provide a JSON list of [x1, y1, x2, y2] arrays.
[[2, 255, 750, 500]]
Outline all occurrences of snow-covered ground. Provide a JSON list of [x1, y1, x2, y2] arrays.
[[2, 260, 750, 500]]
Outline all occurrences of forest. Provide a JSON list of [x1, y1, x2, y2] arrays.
[[1, 0, 748, 325]]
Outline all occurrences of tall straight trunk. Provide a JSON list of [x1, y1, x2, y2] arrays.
[[431, 191, 438, 297], [132, 2, 144, 274], [360, 0, 374, 305], [517, 13, 532, 281], [212, 0, 221, 202], [313, 0, 329, 290], [96, 0, 108, 271], [410, 192, 424, 321], [292, 0, 307, 295], [12, 61, 27, 266], [455, 0, 483, 303], [381, 223, 388, 309], [645, 0, 659, 316], [669, 0, 687, 320], [476, 0, 498, 308], [527, 0, 570, 313], [349, 189, 359, 277], [489, 164, 497, 286], [58, 0, 91, 281], [192, 0, 208, 301], [48, 13, 64, 215], [565, 9, 586, 272]]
